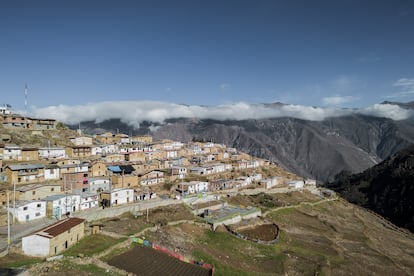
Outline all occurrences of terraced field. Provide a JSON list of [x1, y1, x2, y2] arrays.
[[108, 246, 212, 276]]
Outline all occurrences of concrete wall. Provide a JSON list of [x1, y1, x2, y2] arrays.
[[192, 202, 228, 215], [212, 215, 242, 230], [22, 235, 50, 257], [76, 198, 179, 221]]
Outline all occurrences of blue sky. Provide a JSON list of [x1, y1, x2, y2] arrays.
[[1, 0, 414, 113]]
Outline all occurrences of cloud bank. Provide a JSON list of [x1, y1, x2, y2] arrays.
[[32, 101, 413, 129]]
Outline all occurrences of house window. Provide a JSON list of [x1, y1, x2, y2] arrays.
[[23, 206, 28, 210], [51, 188, 54, 192], [18, 177, 21, 183], [37, 203, 41, 208], [32, 191, 36, 195], [35, 212, 41, 216]]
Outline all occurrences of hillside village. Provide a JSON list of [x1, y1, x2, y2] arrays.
[[0, 106, 309, 227], [2, 106, 414, 276]]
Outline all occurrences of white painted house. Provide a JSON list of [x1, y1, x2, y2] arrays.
[[101, 144, 119, 155], [70, 136, 93, 146], [38, 147, 66, 160], [288, 180, 305, 189], [91, 146, 102, 156], [107, 188, 134, 205], [87, 177, 111, 193], [43, 194, 81, 219], [177, 181, 209, 195], [79, 193, 98, 210], [3, 144, 22, 160], [10, 200, 47, 222], [305, 179, 317, 186], [260, 176, 283, 189], [44, 165, 60, 180]]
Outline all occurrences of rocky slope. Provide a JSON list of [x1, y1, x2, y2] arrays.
[[325, 144, 414, 232]]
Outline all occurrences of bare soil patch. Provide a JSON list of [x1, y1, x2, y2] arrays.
[[237, 224, 278, 241]]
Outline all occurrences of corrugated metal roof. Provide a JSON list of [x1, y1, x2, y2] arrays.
[[7, 163, 44, 170], [107, 166, 121, 172], [35, 217, 85, 239], [42, 194, 76, 201]]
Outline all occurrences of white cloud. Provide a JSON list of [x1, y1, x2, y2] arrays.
[[31, 101, 413, 129], [386, 78, 414, 99], [322, 95, 359, 106], [360, 103, 412, 120]]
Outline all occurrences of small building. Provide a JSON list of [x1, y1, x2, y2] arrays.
[[21, 147, 40, 161], [3, 144, 22, 160], [65, 146, 92, 158], [4, 163, 45, 184], [44, 164, 60, 180], [10, 200, 47, 222], [89, 161, 108, 177], [16, 184, 62, 201], [305, 179, 317, 186], [38, 147, 66, 160], [171, 166, 187, 179], [70, 136, 93, 146], [140, 170, 165, 186], [288, 180, 304, 189], [260, 176, 283, 189], [43, 194, 81, 219], [79, 193, 98, 210], [61, 171, 89, 193], [22, 217, 85, 257], [104, 153, 125, 163], [177, 181, 209, 195], [135, 188, 157, 201], [99, 188, 134, 207], [87, 177, 111, 193]]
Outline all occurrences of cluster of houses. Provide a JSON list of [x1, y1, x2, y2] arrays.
[[0, 121, 281, 225], [0, 106, 316, 258], [0, 105, 57, 130]]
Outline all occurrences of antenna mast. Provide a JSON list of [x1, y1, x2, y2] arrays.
[[24, 83, 28, 115]]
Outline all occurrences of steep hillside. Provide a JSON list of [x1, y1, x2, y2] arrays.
[[326, 144, 414, 232]]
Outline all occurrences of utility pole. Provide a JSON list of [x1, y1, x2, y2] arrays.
[[7, 191, 11, 248], [24, 83, 28, 115], [64, 174, 67, 216], [122, 169, 124, 188], [13, 181, 16, 224]]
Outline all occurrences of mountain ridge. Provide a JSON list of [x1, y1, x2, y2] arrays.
[[70, 101, 414, 182]]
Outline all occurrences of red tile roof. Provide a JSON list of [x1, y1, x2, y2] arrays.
[[36, 217, 85, 239]]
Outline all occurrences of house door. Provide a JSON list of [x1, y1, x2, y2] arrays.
[[25, 215, 30, 222]]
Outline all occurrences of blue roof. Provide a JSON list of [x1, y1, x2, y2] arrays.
[[107, 166, 121, 172]]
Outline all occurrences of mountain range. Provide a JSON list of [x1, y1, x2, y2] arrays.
[[73, 101, 414, 183]]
